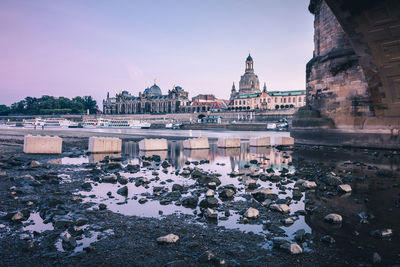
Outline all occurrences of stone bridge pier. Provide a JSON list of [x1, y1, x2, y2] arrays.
[[292, 0, 400, 149]]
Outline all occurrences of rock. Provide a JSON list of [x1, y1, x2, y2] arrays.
[[280, 243, 303, 255], [99, 203, 107, 210], [138, 198, 147, 204], [270, 204, 290, 213], [249, 159, 258, 164], [172, 184, 183, 191], [81, 182, 92, 190], [338, 184, 352, 193], [207, 182, 217, 189], [157, 234, 179, 244], [370, 228, 393, 238], [302, 181, 317, 189], [324, 213, 342, 224], [206, 189, 214, 197], [118, 176, 128, 185], [321, 174, 342, 186], [252, 188, 277, 202], [244, 207, 259, 219], [181, 196, 198, 208], [372, 252, 381, 264], [62, 233, 77, 250], [292, 189, 302, 200], [101, 174, 117, 183], [282, 218, 294, 225], [199, 250, 217, 263], [219, 189, 235, 199], [117, 186, 128, 196], [200, 197, 219, 208], [75, 216, 88, 226], [245, 178, 258, 189], [53, 215, 74, 228], [181, 170, 191, 176], [205, 208, 218, 220], [294, 229, 306, 242], [11, 212, 24, 222], [29, 160, 41, 168]]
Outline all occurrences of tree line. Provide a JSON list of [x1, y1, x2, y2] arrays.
[[0, 95, 98, 115]]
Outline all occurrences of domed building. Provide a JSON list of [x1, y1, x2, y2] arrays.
[[239, 54, 260, 94], [103, 82, 189, 114]]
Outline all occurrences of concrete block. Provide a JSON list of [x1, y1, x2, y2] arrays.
[[23, 135, 62, 154], [249, 137, 271, 147], [138, 138, 168, 151], [217, 138, 241, 148], [274, 136, 294, 146], [88, 137, 122, 153], [183, 137, 209, 149]]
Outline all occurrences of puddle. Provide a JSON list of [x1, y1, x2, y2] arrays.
[[23, 212, 54, 233]]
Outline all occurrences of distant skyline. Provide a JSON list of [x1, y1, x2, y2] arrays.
[[0, 0, 314, 108]]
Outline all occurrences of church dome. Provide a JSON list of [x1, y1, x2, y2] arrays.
[[144, 83, 162, 96], [246, 54, 253, 61]]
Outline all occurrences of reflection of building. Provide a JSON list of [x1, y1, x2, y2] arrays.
[[103, 83, 190, 114], [229, 54, 306, 111]]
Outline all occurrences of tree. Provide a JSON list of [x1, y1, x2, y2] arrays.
[[0, 105, 10, 115]]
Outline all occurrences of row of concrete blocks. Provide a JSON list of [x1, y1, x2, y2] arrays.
[[23, 135, 294, 154]]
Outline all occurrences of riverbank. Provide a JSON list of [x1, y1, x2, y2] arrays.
[[0, 129, 399, 266]]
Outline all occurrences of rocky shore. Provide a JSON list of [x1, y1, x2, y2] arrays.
[[0, 129, 399, 266]]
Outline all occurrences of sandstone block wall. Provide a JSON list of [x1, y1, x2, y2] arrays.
[[138, 138, 168, 151], [249, 137, 271, 147], [217, 138, 241, 148], [88, 137, 122, 153], [183, 137, 210, 149], [23, 135, 62, 154]]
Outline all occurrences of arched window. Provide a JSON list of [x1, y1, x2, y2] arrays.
[[268, 98, 271, 103], [299, 97, 301, 102], [283, 98, 286, 103], [293, 97, 295, 103], [288, 98, 291, 103]]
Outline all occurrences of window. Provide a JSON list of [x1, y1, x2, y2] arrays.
[[293, 97, 295, 103], [268, 98, 271, 103], [275, 98, 277, 103], [288, 98, 291, 103], [299, 97, 301, 102], [283, 98, 286, 103]]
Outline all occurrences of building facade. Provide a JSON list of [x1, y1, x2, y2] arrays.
[[103, 83, 190, 114], [229, 54, 306, 111]]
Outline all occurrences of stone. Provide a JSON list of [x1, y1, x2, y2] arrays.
[[157, 234, 179, 244], [270, 204, 290, 213], [117, 186, 128, 196], [29, 160, 41, 168], [252, 188, 277, 202], [302, 181, 317, 189], [99, 203, 107, 210], [139, 139, 168, 151], [11, 212, 24, 222], [53, 215, 74, 228], [244, 207, 259, 219], [75, 216, 88, 226], [88, 137, 122, 153], [274, 136, 294, 146], [82, 182, 92, 190], [320, 235, 335, 244], [205, 208, 218, 220], [118, 176, 128, 185], [172, 184, 183, 192], [182, 137, 210, 149], [249, 137, 271, 147], [338, 184, 352, 193], [370, 228, 393, 238], [219, 189, 235, 199], [181, 196, 198, 208], [280, 243, 303, 255], [138, 198, 147, 204], [62, 233, 77, 250], [282, 218, 294, 225], [206, 189, 214, 197], [200, 197, 219, 208], [217, 138, 241, 148], [322, 174, 343, 186], [324, 213, 342, 224], [23, 135, 62, 154], [101, 174, 118, 183]]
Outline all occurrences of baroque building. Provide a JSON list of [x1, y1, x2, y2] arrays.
[[103, 83, 189, 114], [229, 54, 306, 111]]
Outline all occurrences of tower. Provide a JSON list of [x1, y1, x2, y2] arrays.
[[245, 53, 254, 73], [263, 82, 267, 93]]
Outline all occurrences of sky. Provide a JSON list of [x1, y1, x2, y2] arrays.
[[0, 0, 314, 108]]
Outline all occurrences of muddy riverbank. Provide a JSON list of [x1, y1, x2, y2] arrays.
[[0, 129, 399, 266]]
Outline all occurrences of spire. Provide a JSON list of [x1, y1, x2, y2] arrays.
[[154, 78, 157, 85], [231, 82, 236, 92], [263, 82, 267, 92]]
